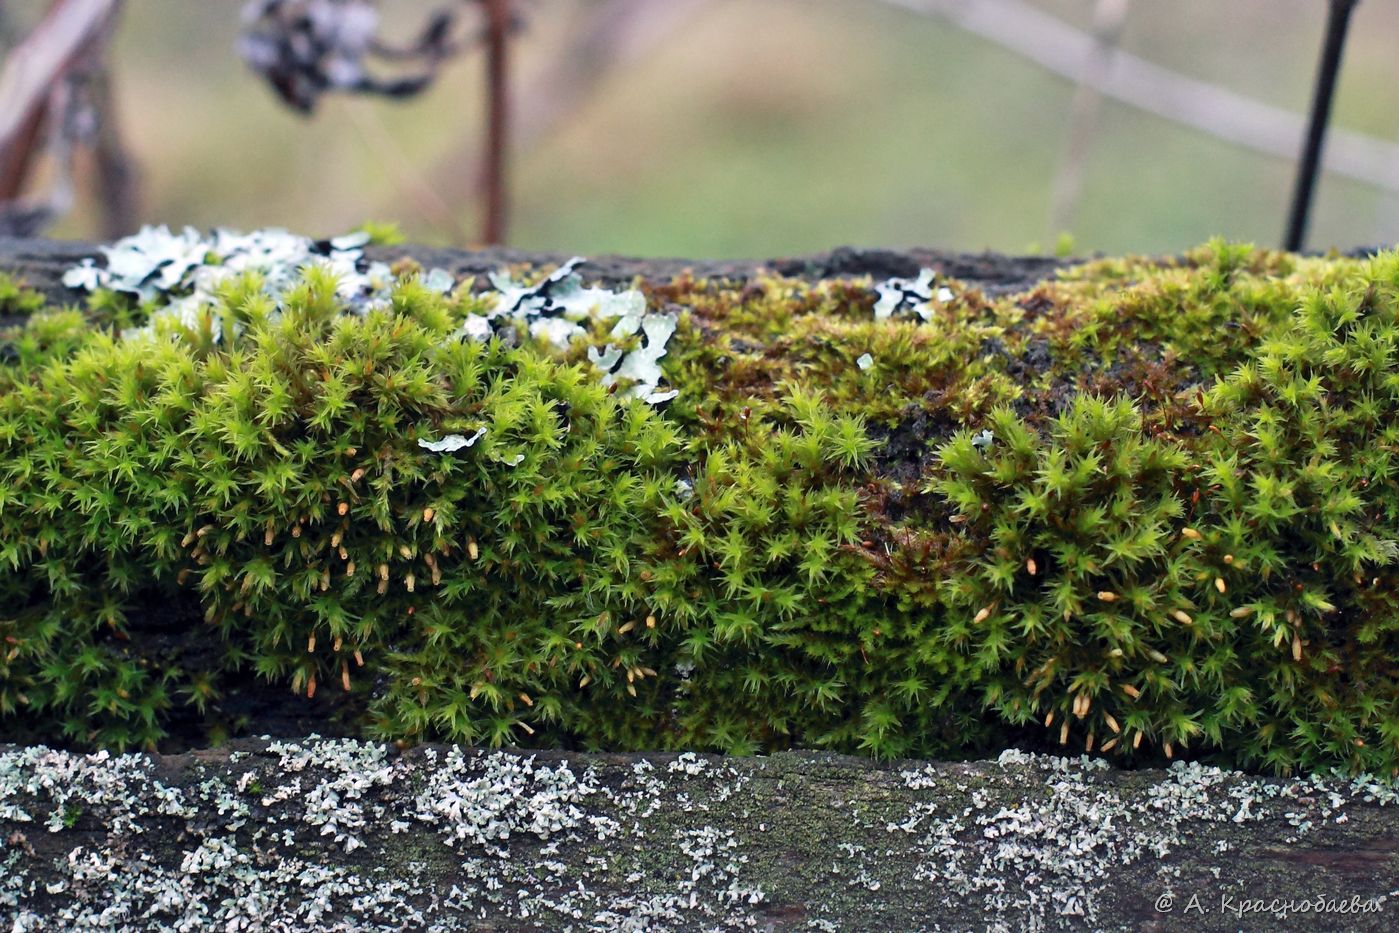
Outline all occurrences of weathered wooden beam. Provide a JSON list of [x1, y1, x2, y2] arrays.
[[5, 237, 1397, 930], [0, 235, 1071, 318], [2, 740, 1397, 931]]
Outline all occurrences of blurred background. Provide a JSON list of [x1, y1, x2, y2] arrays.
[[2, 0, 1397, 258]]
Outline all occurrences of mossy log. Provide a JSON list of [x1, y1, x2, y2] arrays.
[[4, 237, 1399, 930], [6, 235, 1399, 773], [2, 739, 1397, 931], [0, 236, 1077, 755]]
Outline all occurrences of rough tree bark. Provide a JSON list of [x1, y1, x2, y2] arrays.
[[2, 240, 1397, 931]]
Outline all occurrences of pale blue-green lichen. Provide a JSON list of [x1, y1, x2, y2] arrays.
[[2, 742, 1395, 931]]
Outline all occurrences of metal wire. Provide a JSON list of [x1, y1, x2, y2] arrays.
[[1284, 0, 1360, 252]]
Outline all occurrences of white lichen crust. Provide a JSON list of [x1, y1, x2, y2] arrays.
[[2, 742, 1397, 931]]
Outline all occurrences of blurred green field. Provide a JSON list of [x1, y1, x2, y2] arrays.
[[22, 0, 1399, 256]]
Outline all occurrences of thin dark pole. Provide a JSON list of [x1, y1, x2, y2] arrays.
[[1283, 0, 1359, 252], [482, 0, 510, 245]]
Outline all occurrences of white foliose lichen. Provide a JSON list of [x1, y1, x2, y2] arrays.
[[2, 742, 1397, 930], [0, 740, 780, 930], [408, 747, 606, 852], [417, 427, 487, 455], [877, 751, 1397, 932], [872, 267, 954, 322], [467, 257, 680, 404], [63, 234, 681, 406], [61, 226, 435, 344]]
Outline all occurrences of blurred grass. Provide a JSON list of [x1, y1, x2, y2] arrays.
[[24, 0, 1399, 256]]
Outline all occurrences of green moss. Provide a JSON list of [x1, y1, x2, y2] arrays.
[[0, 274, 45, 320], [355, 220, 407, 246], [2, 242, 1398, 776]]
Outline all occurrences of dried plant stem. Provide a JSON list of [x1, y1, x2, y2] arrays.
[[1047, 0, 1129, 240], [481, 0, 510, 245]]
